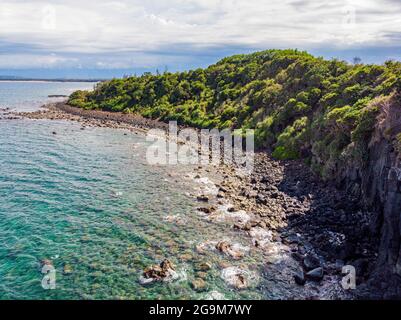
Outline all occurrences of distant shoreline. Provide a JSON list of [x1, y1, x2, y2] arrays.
[[0, 79, 102, 83]]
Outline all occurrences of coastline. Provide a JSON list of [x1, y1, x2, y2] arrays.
[[12, 102, 379, 299]]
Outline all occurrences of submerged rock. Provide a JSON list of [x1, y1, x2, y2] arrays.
[[195, 261, 212, 271], [63, 264, 73, 275], [40, 259, 53, 267], [164, 214, 186, 225], [196, 241, 217, 254], [191, 278, 207, 291], [196, 271, 208, 279], [139, 259, 178, 285], [179, 253, 193, 261], [215, 241, 249, 260], [204, 290, 226, 300], [220, 267, 252, 290]]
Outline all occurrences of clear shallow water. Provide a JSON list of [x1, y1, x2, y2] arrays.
[[0, 119, 272, 300], [0, 82, 312, 300], [0, 82, 264, 300]]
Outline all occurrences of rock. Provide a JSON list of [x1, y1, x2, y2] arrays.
[[291, 252, 304, 262], [195, 241, 217, 255], [220, 267, 249, 289], [160, 259, 174, 271], [218, 261, 231, 269], [294, 271, 306, 285], [256, 194, 267, 204], [335, 259, 345, 271], [179, 253, 193, 261], [197, 207, 215, 214], [196, 271, 208, 279], [141, 259, 177, 284], [270, 191, 279, 198], [338, 242, 356, 260], [48, 94, 68, 98], [63, 264, 73, 275], [191, 278, 207, 291], [247, 190, 258, 198], [139, 277, 154, 285], [164, 214, 186, 225], [233, 274, 247, 289], [306, 267, 324, 281], [282, 234, 302, 245], [218, 186, 227, 193], [204, 291, 226, 300], [303, 254, 321, 271], [233, 223, 244, 230], [249, 227, 273, 247], [350, 258, 369, 278], [197, 195, 209, 202], [195, 262, 212, 271], [216, 241, 230, 252], [41, 259, 53, 267], [216, 241, 247, 259], [196, 244, 206, 254], [272, 234, 282, 242]]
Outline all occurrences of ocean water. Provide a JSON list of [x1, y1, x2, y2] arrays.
[[0, 81, 96, 112], [0, 82, 308, 300]]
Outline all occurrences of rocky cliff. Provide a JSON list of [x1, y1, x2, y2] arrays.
[[339, 93, 401, 298]]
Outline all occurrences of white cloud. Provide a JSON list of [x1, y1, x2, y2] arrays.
[[0, 0, 400, 68], [0, 53, 78, 68]]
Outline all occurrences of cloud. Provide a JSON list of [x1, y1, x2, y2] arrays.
[[0, 0, 399, 70], [0, 53, 78, 68]]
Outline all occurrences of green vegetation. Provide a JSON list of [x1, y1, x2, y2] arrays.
[[69, 49, 401, 178]]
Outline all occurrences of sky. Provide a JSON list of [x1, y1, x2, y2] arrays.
[[0, 0, 400, 79]]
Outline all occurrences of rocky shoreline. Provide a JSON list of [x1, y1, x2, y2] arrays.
[[10, 102, 380, 299]]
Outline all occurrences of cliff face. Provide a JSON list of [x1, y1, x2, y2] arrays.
[[339, 94, 401, 297]]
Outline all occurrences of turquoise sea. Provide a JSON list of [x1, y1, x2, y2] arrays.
[[0, 81, 309, 300]]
